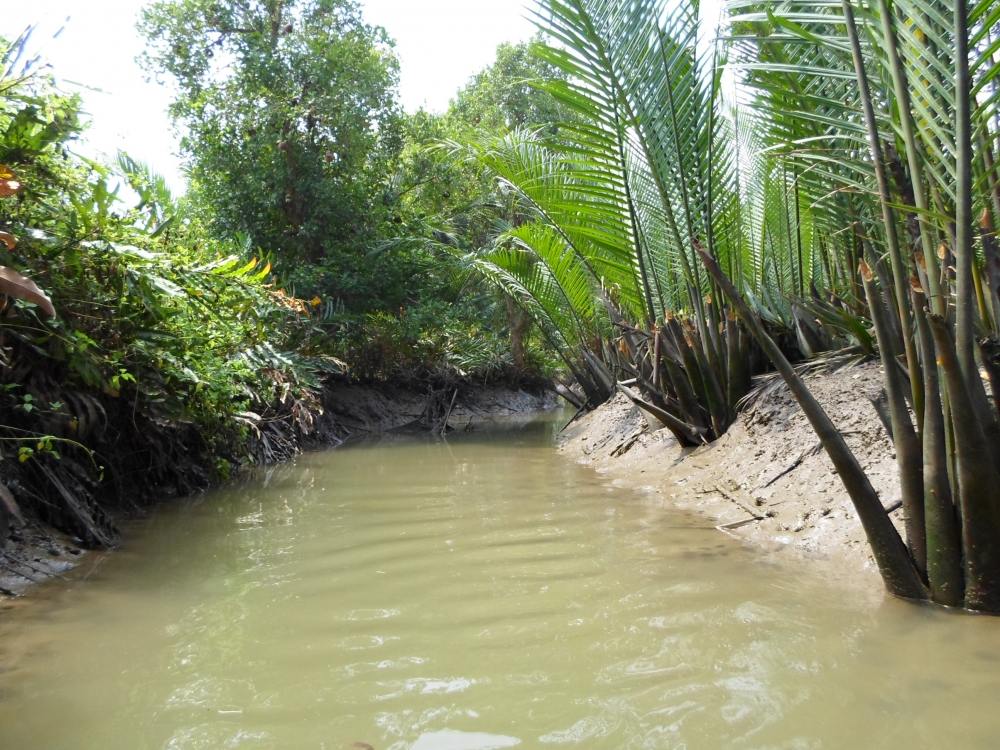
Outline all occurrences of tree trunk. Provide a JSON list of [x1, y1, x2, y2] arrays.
[[700, 248, 928, 602], [506, 296, 530, 371]]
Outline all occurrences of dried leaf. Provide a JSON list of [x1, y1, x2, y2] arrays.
[[0, 265, 56, 317], [914, 251, 926, 270], [0, 231, 17, 250], [909, 276, 924, 293], [858, 259, 874, 282], [0, 165, 20, 198], [937, 242, 948, 260], [981, 208, 994, 231]]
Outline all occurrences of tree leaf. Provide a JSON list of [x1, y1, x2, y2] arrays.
[[0, 265, 56, 317], [0, 164, 21, 198], [252, 261, 272, 282]]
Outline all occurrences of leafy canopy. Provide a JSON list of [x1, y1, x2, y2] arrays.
[[139, 0, 404, 303]]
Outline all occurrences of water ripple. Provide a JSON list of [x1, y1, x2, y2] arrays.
[[4, 426, 1000, 749]]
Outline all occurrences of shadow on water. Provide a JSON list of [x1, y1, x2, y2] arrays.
[[1, 411, 1000, 749]]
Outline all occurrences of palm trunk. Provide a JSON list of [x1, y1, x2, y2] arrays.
[[874, 0, 945, 315], [701, 248, 928, 601], [913, 292, 963, 606], [954, 0, 976, 389], [506, 296, 530, 371], [927, 314, 1000, 612], [860, 262, 926, 576], [843, 0, 923, 418]]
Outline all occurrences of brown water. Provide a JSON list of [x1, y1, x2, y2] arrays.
[[1, 418, 1000, 749]]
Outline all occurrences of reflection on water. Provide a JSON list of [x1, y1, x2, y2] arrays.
[[1, 417, 1000, 749]]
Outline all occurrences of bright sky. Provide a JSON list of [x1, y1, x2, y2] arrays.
[[1, 0, 536, 193]]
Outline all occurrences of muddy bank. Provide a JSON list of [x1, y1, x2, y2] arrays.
[[0, 381, 557, 596], [558, 361, 902, 594], [320, 381, 557, 436]]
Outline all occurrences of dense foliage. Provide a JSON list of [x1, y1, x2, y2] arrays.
[[389, 40, 581, 376], [328, 40, 578, 382], [0, 23, 570, 549], [0, 33, 340, 545], [451, 0, 1000, 612], [139, 0, 404, 302], [138, 3, 569, 383]]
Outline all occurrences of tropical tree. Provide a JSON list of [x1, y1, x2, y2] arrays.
[[454, 0, 1000, 612], [1, 32, 338, 548], [452, 1, 789, 433], [138, 0, 404, 304], [718, 0, 1000, 611], [387, 40, 584, 377]]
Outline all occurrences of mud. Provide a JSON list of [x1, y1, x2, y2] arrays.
[[558, 361, 903, 595], [321, 382, 557, 436], [0, 381, 557, 597]]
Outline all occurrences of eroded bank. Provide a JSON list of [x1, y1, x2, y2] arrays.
[[558, 361, 903, 593]]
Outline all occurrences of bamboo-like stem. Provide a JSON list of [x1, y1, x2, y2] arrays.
[[651, 322, 661, 392], [701, 248, 928, 601], [666, 316, 711, 421], [913, 291, 963, 606], [985, 235, 1000, 331], [927, 314, 1000, 612], [794, 170, 804, 298], [660, 343, 708, 433], [861, 261, 926, 576], [973, 261, 992, 332], [982, 134, 1000, 233], [843, 0, 923, 419], [980, 338, 1000, 422], [874, 0, 944, 314], [725, 311, 746, 418], [954, 0, 976, 389]]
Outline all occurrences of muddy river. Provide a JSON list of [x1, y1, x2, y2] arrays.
[[1, 417, 999, 748]]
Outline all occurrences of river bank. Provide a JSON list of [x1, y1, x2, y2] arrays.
[[558, 360, 901, 596], [8, 415, 998, 749], [0, 380, 557, 596], [2, 362, 899, 599]]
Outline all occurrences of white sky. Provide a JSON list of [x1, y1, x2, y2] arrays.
[[1, 0, 536, 192]]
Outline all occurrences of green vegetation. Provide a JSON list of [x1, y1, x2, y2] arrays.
[[0, 9, 564, 549], [3, 0, 1000, 615], [136, 1, 565, 385], [139, 0, 403, 299], [447, 0, 1000, 611], [0, 31, 344, 544], [368, 39, 575, 381]]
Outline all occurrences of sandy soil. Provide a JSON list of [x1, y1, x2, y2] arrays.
[[558, 361, 904, 596]]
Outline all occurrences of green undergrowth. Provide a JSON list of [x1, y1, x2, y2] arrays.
[[0, 35, 547, 552], [0, 55, 352, 547]]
